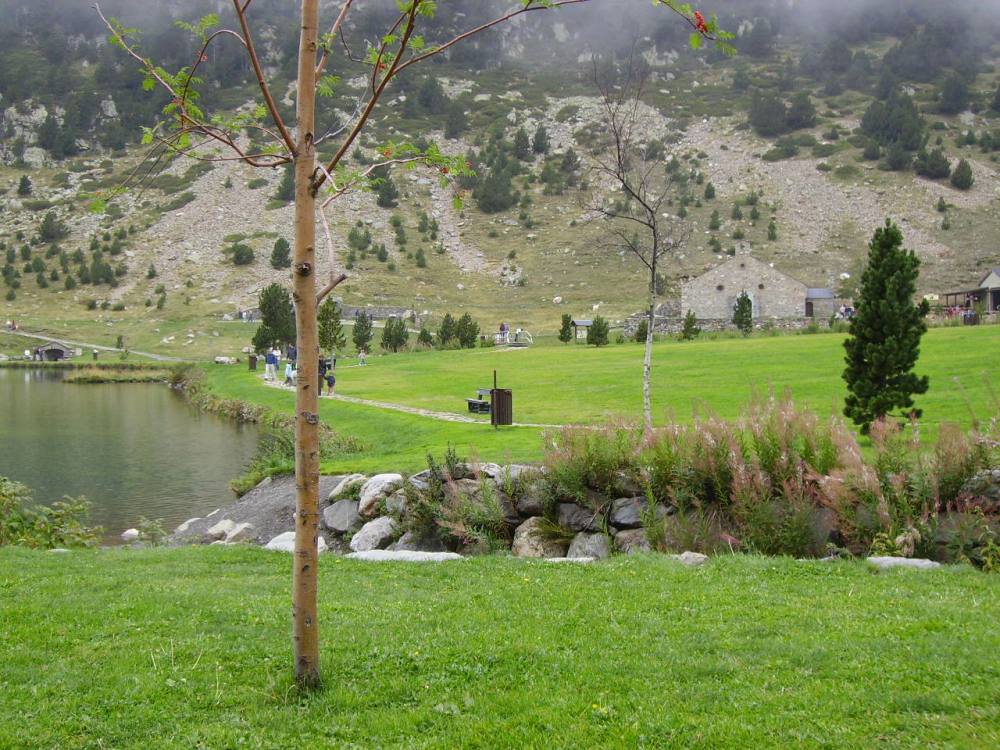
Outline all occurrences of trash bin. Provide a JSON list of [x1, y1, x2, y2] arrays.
[[490, 388, 513, 426], [249, 354, 258, 371]]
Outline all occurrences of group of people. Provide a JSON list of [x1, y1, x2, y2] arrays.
[[4, 320, 18, 332], [835, 305, 856, 320], [261, 345, 337, 396]]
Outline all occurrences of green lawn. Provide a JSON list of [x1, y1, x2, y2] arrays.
[[1, 547, 997, 749], [205, 325, 1000, 472]]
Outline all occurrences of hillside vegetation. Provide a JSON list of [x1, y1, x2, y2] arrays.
[[1, 0, 999, 352]]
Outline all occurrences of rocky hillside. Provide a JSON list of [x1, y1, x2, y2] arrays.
[[1, 0, 999, 340]]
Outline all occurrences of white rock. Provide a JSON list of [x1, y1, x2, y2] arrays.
[[48, 548, 71, 554], [543, 557, 596, 564], [346, 550, 463, 562], [265, 532, 328, 553], [175, 517, 201, 534], [206, 518, 237, 541], [867, 556, 941, 571], [120, 528, 140, 543], [225, 522, 255, 543], [553, 296, 563, 304], [674, 551, 709, 567], [358, 473, 403, 518], [349, 517, 398, 552]]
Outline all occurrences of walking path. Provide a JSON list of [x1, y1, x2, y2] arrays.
[[260, 377, 562, 429], [2, 329, 185, 362]]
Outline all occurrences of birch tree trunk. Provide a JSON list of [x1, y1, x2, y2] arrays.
[[642, 260, 656, 434], [291, 0, 322, 690]]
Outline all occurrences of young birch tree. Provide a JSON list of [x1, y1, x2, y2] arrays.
[[96, 0, 728, 690], [590, 56, 694, 434]]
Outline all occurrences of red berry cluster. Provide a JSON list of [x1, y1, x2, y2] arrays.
[[694, 10, 709, 34]]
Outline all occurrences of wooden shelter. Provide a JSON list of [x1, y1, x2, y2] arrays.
[[943, 269, 1000, 313], [571, 318, 592, 341]]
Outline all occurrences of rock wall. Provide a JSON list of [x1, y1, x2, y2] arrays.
[[681, 254, 809, 320]]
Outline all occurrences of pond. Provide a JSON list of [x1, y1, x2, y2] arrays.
[[0, 368, 260, 541]]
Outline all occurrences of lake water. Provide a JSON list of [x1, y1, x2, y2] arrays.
[[0, 368, 260, 541]]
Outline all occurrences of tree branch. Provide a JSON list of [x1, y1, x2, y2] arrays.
[[231, 0, 297, 155], [315, 0, 355, 77]]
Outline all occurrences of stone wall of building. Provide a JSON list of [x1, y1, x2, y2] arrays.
[[623, 315, 831, 337], [681, 255, 808, 320]]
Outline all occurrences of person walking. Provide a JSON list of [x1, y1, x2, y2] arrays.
[[358, 348, 367, 366], [284, 360, 294, 387], [264, 348, 276, 380]]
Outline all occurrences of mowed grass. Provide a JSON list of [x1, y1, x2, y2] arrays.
[[1, 547, 998, 749], [206, 325, 1000, 472]]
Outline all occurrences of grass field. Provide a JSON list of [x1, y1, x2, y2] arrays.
[[204, 325, 1000, 473], [1, 547, 997, 749]]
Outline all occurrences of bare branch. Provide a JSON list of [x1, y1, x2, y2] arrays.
[[231, 0, 297, 155], [315, 0, 355, 77]]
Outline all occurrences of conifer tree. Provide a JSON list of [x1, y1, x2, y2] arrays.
[[456, 312, 480, 348], [680, 309, 701, 340], [843, 220, 929, 434], [352, 310, 373, 354], [950, 159, 974, 190], [732, 291, 753, 336], [273, 164, 294, 202], [513, 127, 532, 161], [17, 175, 32, 196], [587, 315, 609, 346], [317, 298, 345, 355], [532, 124, 550, 155], [252, 283, 296, 351], [270, 237, 291, 269], [438, 312, 457, 346], [558, 312, 573, 343]]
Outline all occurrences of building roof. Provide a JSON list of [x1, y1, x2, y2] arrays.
[[977, 269, 1000, 288], [38, 341, 73, 351], [806, 288, 835, 299], [572, 319, 593, 326]]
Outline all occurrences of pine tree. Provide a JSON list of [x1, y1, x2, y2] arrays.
[[371, 166, 399, 208], [274, 164, 294, 202], [633, 318, 648, 344], [38, 212, 69, 242], [352, 310, 374, 354], [680, 310, 701, 340], [146, 263, 157, 279], [914, 148, 951, 180], [456, 312, 480, 348], [380, 317, 409, 352], [709, 210, 721, 231], [318, 298, 346, 354], [417, 327, 433, 346], [733, 291, 753, 336], [513, 127, 532, 161], [438, 313, 457, 346], [704, 182, 715, 200], [252, 283, 296, 351], [843, 220, 929, 434], [558, 313, 573, 343], [271, 237, 291, 269], [532, 125, 550, 155], [587, 315, 609, 346], [767, 220, 778, 241], [17, 175, 32, 196], [950, 159, 974, 190], [444, 102, 467, 139]]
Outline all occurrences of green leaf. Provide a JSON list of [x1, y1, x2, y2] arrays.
[[689, 32, 703, 49], [142, 76, 156, 92]]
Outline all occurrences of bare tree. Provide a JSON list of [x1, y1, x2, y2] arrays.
[[96, 0, 728, 690], [590, 55, 692, 433]]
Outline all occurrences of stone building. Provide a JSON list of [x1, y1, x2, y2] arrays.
[[681, 253, 836, 321]]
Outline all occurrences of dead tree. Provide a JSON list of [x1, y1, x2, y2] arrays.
[[96, 0, 728, 690], [590, 56, 692, 433]]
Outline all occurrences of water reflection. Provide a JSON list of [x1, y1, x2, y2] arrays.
[[0, 368, 259, 540]]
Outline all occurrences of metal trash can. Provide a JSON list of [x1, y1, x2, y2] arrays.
[[249, 354, 258, 371], [491, 388, 513, 426]]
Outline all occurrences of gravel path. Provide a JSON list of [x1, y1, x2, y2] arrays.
[[261, 377, 560, 428], [2, 329, 184, 362]]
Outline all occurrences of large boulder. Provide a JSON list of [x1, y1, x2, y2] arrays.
[[389, 530, 446, 553], [958, 469, 1000, 509], [384, 489, 408, 516], [322, 500, 360, 534], [358, 474, 403, 518], [673, 551, 708, 567], [511, 517, 569, 558], [515, 483, 547, 517], [567, 532, 612, 560], [614, 528, 651, 555], [557, 503, 601, 532], [349, 516, 398, 552], [347, 550, 463, 562], [328, 474, 367, 501], [265, 532, 329, 553], [609, 497, 670, 530]]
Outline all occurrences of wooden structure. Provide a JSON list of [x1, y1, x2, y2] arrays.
[[571, 319, 592, 341], [943, 269, 1000, 313]]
